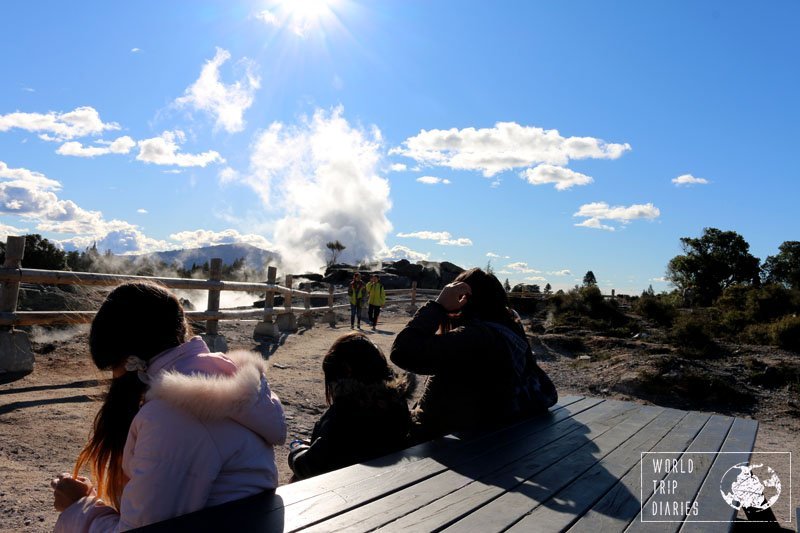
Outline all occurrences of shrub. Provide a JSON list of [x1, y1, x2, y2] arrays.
[[633, 295, 677, 326], [772, 316, 800, 352], [670, 314, 719, 358], [740, 323, 772, 345]]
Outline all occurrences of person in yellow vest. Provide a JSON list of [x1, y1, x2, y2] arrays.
[[348, 272, 366, 329], [366, 274, 386, 330]]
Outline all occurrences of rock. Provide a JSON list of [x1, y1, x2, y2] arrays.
[[383, 259, 423, 280]]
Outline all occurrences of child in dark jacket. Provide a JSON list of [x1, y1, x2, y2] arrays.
[[288, 332, 412, 480]]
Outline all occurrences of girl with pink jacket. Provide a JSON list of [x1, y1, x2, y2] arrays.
[[51, 282, 287, 531]]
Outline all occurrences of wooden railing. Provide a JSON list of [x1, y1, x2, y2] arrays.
[[0, 236, 438, 337]]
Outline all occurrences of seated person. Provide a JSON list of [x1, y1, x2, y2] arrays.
[[52, 282, 286, 531], [390, 268, 557, 441], [289, 332, 412, 480]]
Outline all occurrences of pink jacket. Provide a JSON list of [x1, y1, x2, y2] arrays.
[[55, 337, 287, 532]]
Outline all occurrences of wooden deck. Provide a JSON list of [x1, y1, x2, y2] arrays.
[[136, 396, 759, 532]]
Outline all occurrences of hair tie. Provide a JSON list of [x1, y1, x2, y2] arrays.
[[123, 356, 150, 384]]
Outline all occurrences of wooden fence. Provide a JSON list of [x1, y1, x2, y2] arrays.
[[0, 236, 439, 338]]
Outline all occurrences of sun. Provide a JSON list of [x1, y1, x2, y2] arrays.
[[272, 0, 339, 37]]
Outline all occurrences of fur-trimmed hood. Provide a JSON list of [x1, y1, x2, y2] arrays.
[[143, 337, 287, 445]]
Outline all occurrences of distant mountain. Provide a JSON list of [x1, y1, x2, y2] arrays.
[[138, 243, 280, 270]]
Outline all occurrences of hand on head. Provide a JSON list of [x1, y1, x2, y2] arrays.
[[51, 473, 93, 512], [436, 281, 472, 312]]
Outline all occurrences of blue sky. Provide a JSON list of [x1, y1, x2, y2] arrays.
[[1, 1, 798, 293]]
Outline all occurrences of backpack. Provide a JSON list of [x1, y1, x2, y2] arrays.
[[483, 321, 558, 415]]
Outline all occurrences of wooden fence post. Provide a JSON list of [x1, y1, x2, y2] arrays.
[[1, 236, 25, 323], [276, 274, 297, 332], [407, 280, 418, 313], [298, 290, 314, 329], [0, 236, 34, 373], [201, 258, 227, 352], [324, 283, 336, 326], [253, 266, 278, 339]]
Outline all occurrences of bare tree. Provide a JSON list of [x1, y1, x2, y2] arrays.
[[325, 240, 346, 267]]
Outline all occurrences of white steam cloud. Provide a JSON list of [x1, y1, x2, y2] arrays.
[[232, 106, 391, 272]]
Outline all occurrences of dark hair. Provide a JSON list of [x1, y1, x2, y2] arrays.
[[450, 267, 525, 337], [74, 282, 190, 509], [322, 332, 393, 405]]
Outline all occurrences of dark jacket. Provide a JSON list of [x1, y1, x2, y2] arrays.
[[390, 301, 521, 440], [288, 379, 411, 480]]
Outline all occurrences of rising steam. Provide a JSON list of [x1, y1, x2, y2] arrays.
[[244, 107, 392, 273]]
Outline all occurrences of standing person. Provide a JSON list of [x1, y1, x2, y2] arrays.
[[288, 332, 412, 480], [348, 272, 366, 329], [390, 268, 557, 441], [51, 282, 287, 532], [366, 274, 386, 330]]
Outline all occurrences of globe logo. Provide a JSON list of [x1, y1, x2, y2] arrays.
[[719, 462, 781, 511]]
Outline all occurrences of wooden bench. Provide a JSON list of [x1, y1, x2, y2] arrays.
[[136, 396, 762, 532]]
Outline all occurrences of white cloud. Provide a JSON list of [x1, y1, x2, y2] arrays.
[[486, 252, 500, 258], [218, 166, 240, 184], [137, 208, 148, 214], [672, 174, 709, 186], [230, 106, 391, 272], [0, 161, 62, 190], [0, 222, 29, 239], [548, 269, 572, 276], [525, 276, 547, 282], [573, 201, 660, 231], [255, 10, 279, 26], [136, 130, 224, 167], [575, 218, 616, 231], [416, 176, 451, 185], [397, 231, 451, 241], [506, 262, 541, 274], [131, 47, 141, 53], [521, 164, 593, 190], [0, 106, 119, 141], [169, 228, 272, 250], [62, 227, 173, 255], [381, 245, 429, 262], [174, 48, 260, 134], [56, 135, 136, 157], [650, 276, 668, 282], [392, 121, 631, 177], [438, 238, 472, 246], [389, 163, 407, 172], [397, 230, 471, 246]]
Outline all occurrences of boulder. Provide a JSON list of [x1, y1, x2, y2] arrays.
[[384, 259, 423, 280]]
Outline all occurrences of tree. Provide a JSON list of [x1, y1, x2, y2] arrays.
[[503, 278, 511, 292], [485, 259, 494, 275], [666, 227, 761, 306], [582, 270, 597, 287], [543, 283, 552, 295], [325, 240, 346, 267], [0, 234, 66, 270], [762, 241, 800, 290]]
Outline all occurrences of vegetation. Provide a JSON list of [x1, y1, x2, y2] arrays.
[[325, 240, 346, 267], [666, 227, 760, 306], [582, 270, 597, 287], [0, 234, 67, 270], [762, 241, 800, 289]]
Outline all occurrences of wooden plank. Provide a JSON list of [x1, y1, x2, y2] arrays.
[[626, 414, 735, 533], [377, 403, 661, 532], [298, 399, 634, 532], [679, 417, 758, 532], [507, 408, 689, 532], [439, 405, 666, 533], [137, 397, 587, 533], [276, 397, 600, 530], [567, 411, 711, 533]]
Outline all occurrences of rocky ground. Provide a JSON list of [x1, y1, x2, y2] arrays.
[[1, 305, 798, 531]]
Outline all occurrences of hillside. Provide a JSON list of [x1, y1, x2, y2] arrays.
[[136, 243, 280, 270]]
